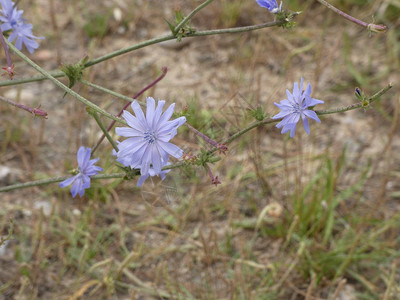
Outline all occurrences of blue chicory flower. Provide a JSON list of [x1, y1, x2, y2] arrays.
[[59, 147, 103, 198], [272, 78, 324, 138], [115, 97, 186, 186], [256, 0, 282, 14], [0, 0, 43, 53]]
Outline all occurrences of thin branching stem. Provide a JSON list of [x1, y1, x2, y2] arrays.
[[4, 39, 127, 125], [174, 0, 214, 35], [80, 79, 136, 103], [315, 83, 392, 115], [207, 83, 393, 155], [0, 173, 125, 192], [88, 109, 119, 152], [0, 95, 48, 118], [0, 84, 391, 193], [316, 0, 386, 32], [85, 20, 286, 67], [0, 157, 221, 193], [0, 71, 64, 86], [0, 20, 289, 87]]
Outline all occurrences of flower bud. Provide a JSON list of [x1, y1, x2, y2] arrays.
[[367, 23, 387, 33]]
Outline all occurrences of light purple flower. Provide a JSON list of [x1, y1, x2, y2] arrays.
[[115, 97, 186, 186], [256, 0, 282, 14], [272, 78, 323, 138], [0, 0, 20, 24], [0, 0, 43, 53], [59, 147, 103, 198]]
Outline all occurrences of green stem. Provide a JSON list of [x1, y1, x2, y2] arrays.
[[80, 79, 136, 104], [86, 20, 285, 67], [84, 35, 174, 68], [315, 83, 392, 115], [0, 173, 125, 192], [87, 108, 119, 152], [4, 40, 127, 125], [187, 20, 287, 36], [0, 157, 221, 193], [174, 0, 214, 35], [0, 71, 64, 87], [0, 20, 289, 87], [0, 81, 390, 194], [208, 83, 393, 155]]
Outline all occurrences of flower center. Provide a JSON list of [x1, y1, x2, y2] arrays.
[[292, 103, 302, 113], [144, 131, 157, 144]]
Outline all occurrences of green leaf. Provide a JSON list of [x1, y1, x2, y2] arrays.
[[164, 18, 175, 35]]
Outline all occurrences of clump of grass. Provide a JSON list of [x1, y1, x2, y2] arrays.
[[83, 13, 110, 39]]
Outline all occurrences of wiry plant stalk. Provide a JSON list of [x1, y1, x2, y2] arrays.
[[0, 95, 48, 118], [0, 157, 221, 192], [316, 0, 387, 32], [4, 39, 127, 125], [0, 28, 15, 79], [207, 83, 392, 156], [0, 19, 293, 87], [173, 0, 214, 35]]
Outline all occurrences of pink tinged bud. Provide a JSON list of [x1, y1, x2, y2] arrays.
[[206, 165, 221, 186], [211, 176, 221, 186], [32, 105, 48, 119], [367, 23, 387, 33], [217, 143, 228, 155], [183, 152, 197, 163], [1, 64, 16, 80]]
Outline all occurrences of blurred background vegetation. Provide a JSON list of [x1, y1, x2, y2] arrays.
[[0, 0, 399, 299]]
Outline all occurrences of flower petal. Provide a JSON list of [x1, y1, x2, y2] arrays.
[[76, 147, 86, 168], [116, 126, 143, 138], [303, 110, 321, 123], [122, 110, 145, 133], [146, 97, 155, 127], [59, 175, 77, 188], [71, 177, 84, 198], [156, 102, 175, 130], [272, 108, 293, 120], [137, 173, 149, 187], [152, 100, 165, 128], [302, 116, 310, 135], [131, 101, 147, 128], [157, 141, 183, 159], [305, 97, 324, 107]]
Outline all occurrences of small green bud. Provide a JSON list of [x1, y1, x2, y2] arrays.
[[60, 55, 89, 93], [249, 106, 267, 121]]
